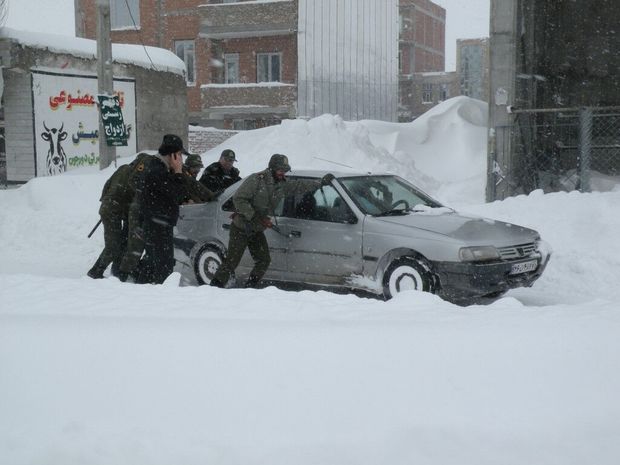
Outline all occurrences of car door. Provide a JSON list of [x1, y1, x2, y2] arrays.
[[218, 195, 288, 275], [275, 183, 364, 286]]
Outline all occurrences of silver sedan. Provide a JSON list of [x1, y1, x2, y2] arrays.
[[174, 170, 551, 302]]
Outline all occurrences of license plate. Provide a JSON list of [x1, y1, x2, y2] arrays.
[[510, 259, 538, 275]]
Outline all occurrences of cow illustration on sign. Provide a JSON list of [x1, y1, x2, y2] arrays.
[[41, 121, 68, 175]]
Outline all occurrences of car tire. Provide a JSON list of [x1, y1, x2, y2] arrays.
[[382, 256, 437, 299], [194, 245, 224, 285]]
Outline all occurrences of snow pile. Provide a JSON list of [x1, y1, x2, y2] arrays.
[[3, 102, 620, 464], [200, 96, 487, 205]]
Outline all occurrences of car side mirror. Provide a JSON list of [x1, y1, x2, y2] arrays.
[[344, 212, 358, 224]]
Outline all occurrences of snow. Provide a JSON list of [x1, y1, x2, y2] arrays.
[[2, 96, 620, 464], [0, 27, 186, 76]]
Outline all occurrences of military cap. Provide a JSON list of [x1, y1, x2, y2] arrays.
[[268, 153, 291, 172], [221, 149, 237, 162], [184, 154, 204, 170]]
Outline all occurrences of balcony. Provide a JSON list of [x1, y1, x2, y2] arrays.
[[199, 0, 297, 39], [201, 82, 297, 119]]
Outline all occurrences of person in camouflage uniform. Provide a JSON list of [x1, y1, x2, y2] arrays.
[[87, 152, 159, 279], [210, 154, 335, 289], [180, 154, 216, 204], [87, 164, 133, 279], [103, 152, 159, 282]]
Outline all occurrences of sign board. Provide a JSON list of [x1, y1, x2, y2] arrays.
[[98, 94, 128, 146], [32, 70, 137, 176]]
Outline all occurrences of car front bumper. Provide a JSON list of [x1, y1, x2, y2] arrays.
[[434, 254, 550, 301]]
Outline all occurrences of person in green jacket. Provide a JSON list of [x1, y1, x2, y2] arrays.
[[210, 154, 335, 289], [180, 154, 216, 204], [87, 152, 156, 279], [87, 164, 132, 279]]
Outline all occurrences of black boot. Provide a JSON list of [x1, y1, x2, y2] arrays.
[[244, 274, 261, 288], [210, 277, 225, 288], [87, 267, 104, 279]]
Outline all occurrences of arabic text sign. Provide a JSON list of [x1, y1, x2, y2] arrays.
[[98, 95, 128, 147], [32, 71, 137, 176]]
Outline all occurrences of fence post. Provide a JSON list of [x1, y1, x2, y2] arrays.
[[578, 107, 592, 192]]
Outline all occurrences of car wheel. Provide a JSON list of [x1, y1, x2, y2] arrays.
[[194, 245, 224, 285], [382, 256, 437, 299]]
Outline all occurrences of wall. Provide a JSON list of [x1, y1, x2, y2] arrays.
[[399, 0, 445, 74], [0, 39, 187, 183], [297, 0, 399, 122], [188, 126, 237, 154]]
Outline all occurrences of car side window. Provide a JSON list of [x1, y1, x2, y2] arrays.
[[221, 197, 234, 212], [293, 185, 355, 223]]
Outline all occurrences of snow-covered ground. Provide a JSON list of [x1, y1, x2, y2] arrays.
[[2, 97, 620, 465]]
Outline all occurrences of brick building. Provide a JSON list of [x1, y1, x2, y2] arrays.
[[75, 0, 399, 129], [398, 0, 446, 121]]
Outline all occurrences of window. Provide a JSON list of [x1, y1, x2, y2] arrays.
[[257, 53, 281, 82], [439, 84, 449, 101], [283, 184, 355, 224], [111, 0, 140, 29], [175, 41, 196, 85], [232, 119, 257, 131], [224, 54, 239, 84], [422, 83, 433, 103]]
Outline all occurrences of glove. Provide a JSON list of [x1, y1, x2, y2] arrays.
[[321, 173, 336, 186], [260, 217, 274, 229]]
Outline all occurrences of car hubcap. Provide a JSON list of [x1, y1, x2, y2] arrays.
[[197, 250, 221, 284], [389, 265, 422, 295]]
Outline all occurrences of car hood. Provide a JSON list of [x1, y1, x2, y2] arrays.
[[373, 210, 539, 246]]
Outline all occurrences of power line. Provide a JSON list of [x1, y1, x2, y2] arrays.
[[122, 0, 157, 70]]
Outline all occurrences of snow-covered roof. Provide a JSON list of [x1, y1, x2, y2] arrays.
[[0, 27, 186, 76]]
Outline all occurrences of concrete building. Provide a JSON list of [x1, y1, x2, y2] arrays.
[[0, 28, 187, 184], [487, 0, 620, 200], [75, 0, 399, 129], [457, 38, 489, 102]]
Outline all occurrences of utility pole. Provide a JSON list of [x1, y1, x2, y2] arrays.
[[97, 0, 116, 169]]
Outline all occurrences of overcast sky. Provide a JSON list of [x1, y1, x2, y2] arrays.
[[4, 0, 490, 72]]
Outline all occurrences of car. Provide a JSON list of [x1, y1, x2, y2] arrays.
[[173, 170, 551, 303]]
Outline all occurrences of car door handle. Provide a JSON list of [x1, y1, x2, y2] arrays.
[[290, 230, 301, 237]]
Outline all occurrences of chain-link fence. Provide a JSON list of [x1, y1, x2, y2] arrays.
[[489, 106, 620, 199]]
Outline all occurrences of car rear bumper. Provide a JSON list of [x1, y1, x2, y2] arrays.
[[434, 255, 550, 301]]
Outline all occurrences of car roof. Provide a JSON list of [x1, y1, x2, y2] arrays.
[[289, 169, 395, 178]]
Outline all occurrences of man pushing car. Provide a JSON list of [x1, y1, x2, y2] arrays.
[[210, 154, 335, 289]]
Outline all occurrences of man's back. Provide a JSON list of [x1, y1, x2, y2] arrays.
[[199, 161, 241, 193]]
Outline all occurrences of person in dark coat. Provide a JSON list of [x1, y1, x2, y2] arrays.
[[133, 134, 187, 284], [210, 154, 335, 289], [199, 149, 241, 193], [180, 154, 216, 204]]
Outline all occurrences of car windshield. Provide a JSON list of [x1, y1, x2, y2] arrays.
[[339, 175, 443, 216]]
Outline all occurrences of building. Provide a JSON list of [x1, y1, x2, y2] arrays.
[[75, 0, 399, 129], [401, 71, 457, 119], [0, 27, 187, 184], [457, 38, 489, 102], [398, 0, 446, 120], [487, 0, 620, 201]]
